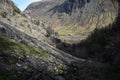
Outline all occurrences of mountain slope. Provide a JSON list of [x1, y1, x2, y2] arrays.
[[0, 0, 48, 42], [0, 0, 120, 80], [0, 18, 80, 79], [0, 0, 82, 79], [25, 0, 119, 43]]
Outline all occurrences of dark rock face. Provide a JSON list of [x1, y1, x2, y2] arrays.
[[51, 0, 90, 14], [25, 0, 118, 26]]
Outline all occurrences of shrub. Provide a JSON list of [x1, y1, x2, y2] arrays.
[[46, 27, 54, 37], [13, 9, 21, 15], [36, 20, 40, 26], [1, 11, 7, 18]]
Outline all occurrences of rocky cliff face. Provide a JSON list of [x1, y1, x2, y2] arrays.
[[25, 0, 119, 43]]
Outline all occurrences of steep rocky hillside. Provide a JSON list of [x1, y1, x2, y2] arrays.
[[25, 0, 118, 43], [0, 0, 120, 80], [0, 0, 79, 79], [0, 18, 79, 80], [0, 0, 48, 42]]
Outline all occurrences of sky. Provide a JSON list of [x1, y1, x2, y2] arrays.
[[12, 0, 41, 11]]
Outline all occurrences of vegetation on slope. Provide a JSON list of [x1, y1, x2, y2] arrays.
[[0, 36, 68, 80], [0, 37, 48, 59], [0, 37, 50, 80]]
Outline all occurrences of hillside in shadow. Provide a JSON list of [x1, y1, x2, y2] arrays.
[[59, 20, 120, 80], [54, 1, 120, 80], [54, 0, 120, 66]]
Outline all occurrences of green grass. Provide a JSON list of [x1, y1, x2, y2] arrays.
[[0, 37, 65, 80], [0, 37, 52, 80], [0, 37, 48, 59]]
